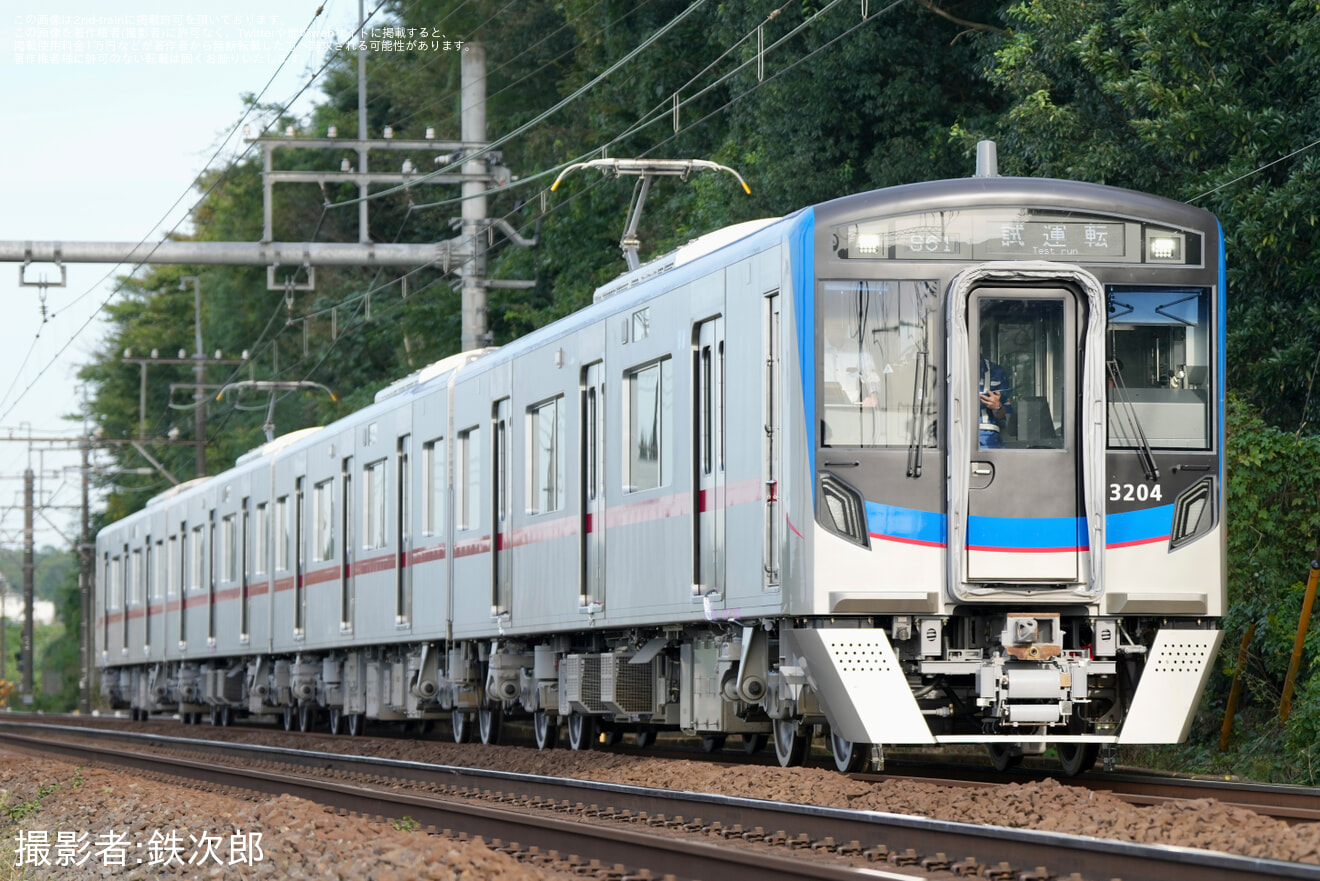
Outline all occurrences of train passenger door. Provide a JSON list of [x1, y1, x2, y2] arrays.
[[694, 317, 725, 601], [964, 289, 1081, 583], [581, 362, 605, 611], [341, 456, 354, 632], [492, 398, 511, 620]]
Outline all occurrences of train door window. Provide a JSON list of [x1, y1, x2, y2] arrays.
[[1106, 287, 1211, 449], [221, 514, 237, 582], [364, 459, 387, 550], [254, 502, 269, 576], [819, 279, 939, 448], [528, 396, 565, 514], [313, 478, 335, 562], [625, 357, 673, 492], [109, 554, 122, 610], [457, 427, 481, 531], [423, 437, 445, 535], [275, 496, 289, 571]]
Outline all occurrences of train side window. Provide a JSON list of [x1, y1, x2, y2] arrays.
[[528, 396, 565, 514], [625, 357, 673, 492], [423, 438, 445, 535], [457, 426, 481, 531], [364, 459, 387, 550]]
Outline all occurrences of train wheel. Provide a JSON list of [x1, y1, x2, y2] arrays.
[[772, 718, 809, 767], [829, 731, 872, 773], [566, 714, 594, 751], [452, 710, 473, 744], [634, 726, 657, 749], [478, 707, 502, 745], [209, 706, 220, 726], [328, 708, 342, 735], [987, 743, 1023, 772], [347, 713, 365, 737], [742, 733, 768, 755], [282, 706, 295, 732], [600, 727, 620, 747], [220, 705, 233, 727], [298, 704, 317, 733], [700, 735, 726, 753], [533, 710, 558, 750], [1057, 742, 1099, 777]]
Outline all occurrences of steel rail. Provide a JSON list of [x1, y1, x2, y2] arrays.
[[1, 722, 1316, 881]]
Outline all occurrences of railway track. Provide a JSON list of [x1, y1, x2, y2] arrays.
[[0, 719, 1315, 881]]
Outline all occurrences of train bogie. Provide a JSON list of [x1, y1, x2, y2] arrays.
[[97, 171, 1226, 773]]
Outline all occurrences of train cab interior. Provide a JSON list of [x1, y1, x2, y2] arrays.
[[1105, 287, 1212, 450]]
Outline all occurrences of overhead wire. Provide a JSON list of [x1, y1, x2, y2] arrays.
[[0, 0, 390, 425]]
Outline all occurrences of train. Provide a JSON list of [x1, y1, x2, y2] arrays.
[[96, 163, 1226, 775]]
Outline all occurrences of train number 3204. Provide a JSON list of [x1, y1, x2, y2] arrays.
[[1109, 482, 1163, 502]]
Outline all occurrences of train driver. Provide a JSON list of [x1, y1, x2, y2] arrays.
[[823, 319, 881, 407], [978, 356, 1012, 448]]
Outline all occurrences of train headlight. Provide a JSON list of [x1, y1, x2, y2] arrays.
[[1170, 475, 1216, 549], [818, 473, 870, 548]]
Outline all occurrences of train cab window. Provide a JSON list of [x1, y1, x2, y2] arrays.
[[1106, 287, 1211, 449], [626, 357, 673, 491], [313, 479, 335, 562], [528, 396, 565, 514], [364, 459, 387, 550], [819, 280, 938, 448]]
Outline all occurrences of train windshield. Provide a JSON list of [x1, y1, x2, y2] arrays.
[[819, 279, 938, 448], [1106, 287, 1212, 450]]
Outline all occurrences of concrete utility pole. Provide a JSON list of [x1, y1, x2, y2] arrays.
[[79, 438, 91, 714], [461, 43, 488, 351]]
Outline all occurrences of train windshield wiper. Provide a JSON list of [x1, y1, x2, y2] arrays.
[[906, 348, 927, 478], [1106, 358, 1159, 481]]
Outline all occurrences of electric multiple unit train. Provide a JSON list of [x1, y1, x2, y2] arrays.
[[97, 171, 1226, 774]]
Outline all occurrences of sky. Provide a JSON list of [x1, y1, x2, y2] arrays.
[[0, 1, 375, 548]]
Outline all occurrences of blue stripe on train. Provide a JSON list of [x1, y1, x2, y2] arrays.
[[863, 500, 1172, 550]]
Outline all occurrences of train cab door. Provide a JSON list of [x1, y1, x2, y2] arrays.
[[581, 362, 606, 611], [694, 317, 726, 603], [964, 288, 1082, 584]]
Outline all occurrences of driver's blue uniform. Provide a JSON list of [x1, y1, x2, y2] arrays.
[[978, 358, 1012, 448]]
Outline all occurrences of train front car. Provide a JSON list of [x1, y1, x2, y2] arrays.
[[782, 177, 1225, 773]]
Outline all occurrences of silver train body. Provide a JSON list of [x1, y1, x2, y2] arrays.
[[96, 176, 1226, 771]]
